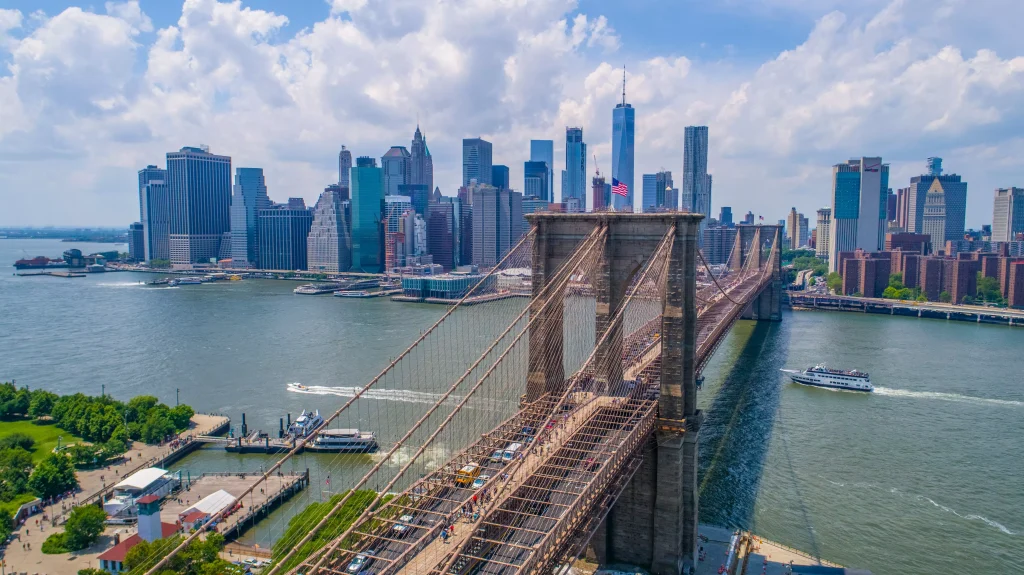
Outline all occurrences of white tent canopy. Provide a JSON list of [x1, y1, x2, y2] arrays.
[[181, 489, 236, 517]]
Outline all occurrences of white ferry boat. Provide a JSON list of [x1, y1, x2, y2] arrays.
[[288, 409, 324, 437], [780, 364, 874, 392], [294, 283, 341, 295], [308, 429, 379, 453]]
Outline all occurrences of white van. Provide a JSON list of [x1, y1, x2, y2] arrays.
[[490, 449, 505, 463], [502, 443, 523, 462]]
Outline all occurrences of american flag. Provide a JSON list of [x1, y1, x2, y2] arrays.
[[611, 178, 628, 197]]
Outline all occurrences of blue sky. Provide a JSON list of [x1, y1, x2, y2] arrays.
[[1, 0, 1022, 227]]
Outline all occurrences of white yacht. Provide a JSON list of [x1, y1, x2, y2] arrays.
[[288, 409, 324, 437], [780, 364, 874, 393], [294, 283, 341, 295], [308, 429, 379, 453]]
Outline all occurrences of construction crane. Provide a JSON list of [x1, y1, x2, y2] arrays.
[[594, 153, 600, 177]]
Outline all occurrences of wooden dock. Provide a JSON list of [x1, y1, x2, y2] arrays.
[[165, 470, 309, 540]]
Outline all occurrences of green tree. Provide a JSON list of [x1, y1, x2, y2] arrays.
[[888, 273, 904, 290], [0, 432, 35, 451], [79, 569, 109, 575], [826, 272, 843, 294], [962, 295, 974, 305], [939, 291, 952, 303], [169, 404, 195, 431], [149, 258, 171, 268], [0, 507, 12, 542], [64, 504, 107, 550], [28, 390, 59, 418], [882, 286, 899, 299], [0, 447, 34, 500], [977, 274, 1004, 304], [29, 452, 78, 498], [916, 294, 928, 302], [126, 395, 159, 424]]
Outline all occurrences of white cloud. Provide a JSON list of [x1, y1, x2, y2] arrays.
[[0, 0, 1021, 228]]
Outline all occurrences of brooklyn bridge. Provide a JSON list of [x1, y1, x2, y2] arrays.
[[146, 213, 782, 575]]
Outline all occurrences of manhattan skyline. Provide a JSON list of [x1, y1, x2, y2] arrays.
[[0, 0, 1021, 227]]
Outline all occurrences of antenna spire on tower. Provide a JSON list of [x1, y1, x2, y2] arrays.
[[622, 65, 626, 106]]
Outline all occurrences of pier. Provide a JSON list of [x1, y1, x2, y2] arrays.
[[788, 293, 1024, 326], [72, 414, 230, 516], [165, 470, 309, 540]]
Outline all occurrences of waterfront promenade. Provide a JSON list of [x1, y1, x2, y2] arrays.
[[788, 292, 1024, 325], [0, 414, 229, 574]]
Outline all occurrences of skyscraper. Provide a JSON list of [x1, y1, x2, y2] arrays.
[[719, 207, 733, 226], [409, 126, 433, 192], [564, 128, 586, 209], [339, 146, 352, 188], [906, 158, 967, 241], [992, 187, 1024, 242], [351, 156, 385, 273], [138, 165, 169, 262], [530, 140, 554, 203], [642, 174, 657, 212], [592, 173, 608, 211], [683, 126, 712, 243], [816, 207, 832, 259], [472, 185, 522, 266], [381, 146, 411, 196], [166, 146, 232, 265], [463, 138, 493, 186], [921, 183, 947, 253], [229, 167, 271, 268], [384, 195, 415, 269], [128, 222, 145, 263], [524, 161, 548, 199], [258, 202, 313, 270], [786, 208, 801, 250], [656, 171, 675, 210], [642, 172, 675, 212], [307, 186, 351, 273], [611, 68, 635, 211], [491, 165, 510, 190], [427, 199, 457, 271], [828, 157, 889, 272]]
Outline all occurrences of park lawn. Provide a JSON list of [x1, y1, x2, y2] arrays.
[[0, 491, 37, 516], [0, 418, 84, 464]]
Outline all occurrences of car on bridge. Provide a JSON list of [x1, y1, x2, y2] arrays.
[[392, 514, 415, 537], [472, 474, 492, 489], [455, 462, 482, 487], [346, 549, 376, 573]]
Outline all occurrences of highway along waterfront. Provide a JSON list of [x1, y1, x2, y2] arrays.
[[2, 239, 1022, 573]]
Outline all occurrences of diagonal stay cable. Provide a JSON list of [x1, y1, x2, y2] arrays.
[[294, 227, 607, 575], [431, 227, 676, 575], [139, 230, 536, 575]]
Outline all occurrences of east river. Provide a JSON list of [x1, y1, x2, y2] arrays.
[[1, 240, 1021, 573]]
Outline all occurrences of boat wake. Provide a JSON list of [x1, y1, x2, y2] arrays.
[[286, 383, 512, 414], [95, 282, 144, 288], [287, 383, 453, 405], [916, 494, 1017, 535], [819, 478, 1017, 536], [873, 386, 1022, 408]]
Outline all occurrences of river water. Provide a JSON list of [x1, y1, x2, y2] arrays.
[[1, 239, 1021, 573]]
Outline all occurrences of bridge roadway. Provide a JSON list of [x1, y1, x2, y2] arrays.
[[304, 246, 778, 575]]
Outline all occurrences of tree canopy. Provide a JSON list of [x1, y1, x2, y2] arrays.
[[0, 447, 33, 501], [64, 504, 108, 550], [28, 451, 78, 498], [826, 272, 843, 294], [124, 532, 240, 575]]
